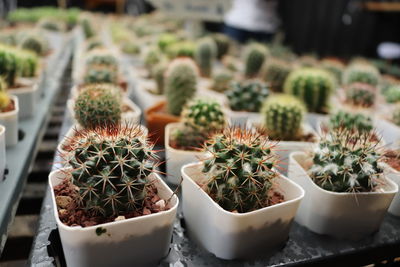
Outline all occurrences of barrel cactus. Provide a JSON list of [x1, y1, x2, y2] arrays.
[[211, 70, 233, 93], [152, 61, 167, 95], [309, 128, 383, 193], [65, 124, 158, 217], [393, 105, 400, 126], [195, 37, 217, 78], [343, 63, 381, 86], [143, 46, 162, 68], [226, 80, 270, 112], [157, 33, 178, 52], [244, 43, 269, 78], [211, 33, 230, 59], [262, 58, 292, 92], [83, 65, 118, 84], [345, 82, 376, 108], [0, 45, 18, 86], [19, 33, 48, 56], [86, 49, 118, 69], [201, 127, 280, 213], [74, 84, 122, 129], [328, 111, 373, 133], [261, 94, 306, 140], [384, 85, 400, 103], [165, 58, 198, 116], [284, 68, 335, 114], [18, 49, 39, 78]]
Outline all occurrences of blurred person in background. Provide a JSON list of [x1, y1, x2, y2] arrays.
[[223, 0, 280, 43]]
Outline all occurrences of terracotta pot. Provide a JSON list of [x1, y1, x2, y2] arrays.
[[145, 101, 180, 145]]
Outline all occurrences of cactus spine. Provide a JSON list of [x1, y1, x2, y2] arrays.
[[309, 128, 383, 193], [261, 94, 306, 140], [66, 125, 158, 216], [74, 84, 122, 129], [202, 127, 279, 213], [226, 80, 270, 112], [165, 58, 198, 116], [284, 68, 335, 114], [244, 43, 269, 78], [195, 37, 217, 78]]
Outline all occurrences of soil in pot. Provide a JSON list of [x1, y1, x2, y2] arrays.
[[384, 150, 400, 172], [54, 178, 170, 227]]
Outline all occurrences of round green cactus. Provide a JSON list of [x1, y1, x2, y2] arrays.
[[151, 61, 167, 95], [19, 33, 48, 56], [343, 63, 381, 86], [202, 127, 279, 213], [74, 84, 122, 129], [226, 80, 270, 112], [17, 49, 39, 78], [309, 128, 383, 193], [211, 33, 230, 59], [393, 105, 400, 126], [165, 58, 198, 116], [166, 41, 195, 59], [328, 111, 373, 133], [195, 37, 217, 78], [66, 124, 158, 217], [345, 82, 376, 108], [384, 85, 400, 103], [261, 94, 306, 140], [37, 18, 65, 32], [83, 65, 118, 84], [0, 45, 18, 86], [284, 68, 335, 114], [157, 33, 178, 52], [243, 43, 269, 78], [211, 70, 233, 93], [85, 49, 118, 69], [143, 46, 162, 68], [262, 58, 292, 92]]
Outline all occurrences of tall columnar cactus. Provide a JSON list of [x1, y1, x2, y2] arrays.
[[151, 61, 167, 95], [345, 82, 376, 108], [19, 33, 48, 56], [309, 128, 383, 193], [211, 70, 233, 93], [85, 49, 118, 69], [384, 85, 400, 103], [195, 37, 217, 78], [0, 45, 18, 86], [262, 58, 292, 92], [328, 110, 373, 133], [83, 65, 118, 84], [74, 84, 122, 129], [261, 94, 306, 140], [226, 80, 270, 112], [165, 58, 198, 116], [0, 77, 10, 112], [201, 127, 279, 213], [65, 125, 158, 216], [343, 63, 381, 86], [393, 105, 400, 126], [284, 68, 335, 114], [244, 43, 269, 78], [211, 33, 230, 59]]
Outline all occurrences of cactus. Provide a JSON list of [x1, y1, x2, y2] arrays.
[[19, 33, 48, 56], [83, 65, 118, 84], [393, 105, 400, 126], [262, 58, 292, 92], [211, 70, 233, 93], [284, 68, 335, 114], [384, 85, 400, 103], [211, 33, 230, 59], [17, 49, 39, 78], [85, 38, 103, 51], [0, 45, 18, 86], [0, 77, 10, 112], [74, 84, 122, 129], [201, 127, 280, 213], [195, 37, 217, 78], [309, 128, 383, 193], [65, 124, 158, 217], [37, 18, 65, 32], [345, 82, 376, 108], [320, 58, 344, 85], [328, 110, 373, 133], [86, 49, 118, 69], [165, 58, 198, 116], [143, 46, 162, 68], [80, 15, 95, 38], [166, 41, 195, 59], [343, 63, 381, 86], [261, 94, 306, 140], [157, 33, 178, 52], [244, 43, 269, 78], [121, 42, 140, 55], [151, 61, 167, 95], [226, 80, 270, 112]]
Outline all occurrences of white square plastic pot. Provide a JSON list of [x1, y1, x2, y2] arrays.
[[8, 79, 38, 120], [0, 95, 19, 147], [165, 123, 205, 185], [375, 118, 400, 149], [49, 169, 179, 267], [224, 107, 261, 126], [306, 112, 328, 131], [181, 162, 305, 260], [0, 125, 5, 181], [67, 97, 142, 125], [385, 164, 400, 217], [288, 151, 398, 240]]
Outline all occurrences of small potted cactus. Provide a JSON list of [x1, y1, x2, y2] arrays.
[[0, 77, 19, 147], [194, 37, 217, 78], [49, 125, 179, 267], [224, 80, 270, 125], [243, 42, 269, 78], [199, 69, 233, 104], [342, 62, 381, 87], [383, 85, 400, 104], [261, 58, 292, 92], [165, 98, 227, 184], [145, 58, 198, 145], [284, 68, 335, 129], [320, 110, 374, 135], [181, 127, 304, 259], [288, 128, 398, 240], [249, 94, 318, 174], [210, 33, 231, 59]]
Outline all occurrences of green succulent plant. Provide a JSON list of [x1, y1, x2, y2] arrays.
[[261, 94, 306, 140], [83, 65, 118, 84], [328, 111, 373, 133], [343, 63, 381, 86], [243, 43, 269, 78], [211, 33, 230, 59], [384, 85, 400, 103], [320, 58, 345, 85], [309, 128, 383, 193], [284, 68, 335, 114], [143, 46, 162, 69], [157, 33, 178, 52], [85, 49, 118, 69], [345, 82, 376, 108], [65, 124, 158, 217], [151, 61, 168, 95], [166, 41, 196, 59], [195, 37, 217, 78], [262, 58, 292, 92], [226, 80, 270, 112], [18, 32, 48, 56], [201, 127, 279, 213], [211, 70, 233, 93], [0, 45, 18, 86]]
